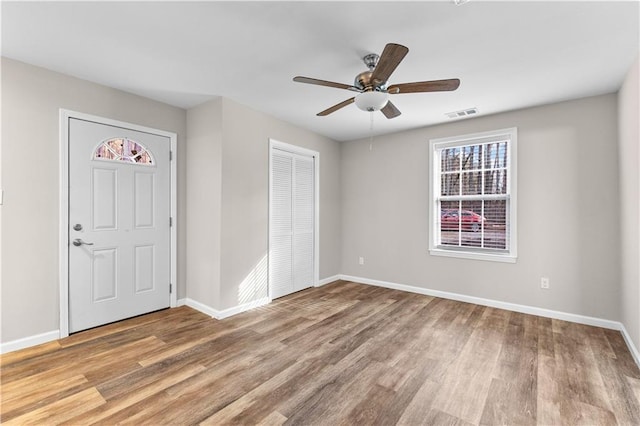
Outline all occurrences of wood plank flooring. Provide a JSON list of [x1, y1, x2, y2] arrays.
[[2, 280, 639, 425]]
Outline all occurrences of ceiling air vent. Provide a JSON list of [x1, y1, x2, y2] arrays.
[[446, 107, 478, 119]]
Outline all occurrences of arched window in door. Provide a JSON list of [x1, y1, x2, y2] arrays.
[[93, 137, 155, 165]]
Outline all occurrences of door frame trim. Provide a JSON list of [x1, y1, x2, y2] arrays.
[[268, 138, 320, 299], [59, 109, 178, 337]]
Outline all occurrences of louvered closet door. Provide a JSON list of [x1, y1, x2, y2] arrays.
[[270, 149, 315, 299], [292, 156, 314, 292]]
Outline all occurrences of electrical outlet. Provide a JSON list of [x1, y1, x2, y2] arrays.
[[359, 256, 364, 265], [541, 277, 550, 289]]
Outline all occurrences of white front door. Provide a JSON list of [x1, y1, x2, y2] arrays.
[[68, 118, 171, 332], [269, 146, 316, 299]]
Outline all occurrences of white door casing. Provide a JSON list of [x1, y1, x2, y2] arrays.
[[269, 139, 319, 299], [60, 110, 177, 336]]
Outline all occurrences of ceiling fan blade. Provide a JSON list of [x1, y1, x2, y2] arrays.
[[317, 97, 355, 116], [387, 78, 460, 94], [381, 101, 401, 119], [371, 43, 409, 84], [293, 76, 360, 92]]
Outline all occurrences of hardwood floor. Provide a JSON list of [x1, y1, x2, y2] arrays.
[[2, 280, 639, 425]]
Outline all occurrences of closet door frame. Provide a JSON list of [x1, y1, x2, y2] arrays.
[[268, 139, 320, 299]]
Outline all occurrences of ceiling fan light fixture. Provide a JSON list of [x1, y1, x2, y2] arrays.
[[354, 91, 389, 112]]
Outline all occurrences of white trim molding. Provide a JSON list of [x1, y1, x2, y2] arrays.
[[620, 324, 640, 368], [4, 278, 639, 368], [316, 275, 341, 287], [178, 297, 271, 320], [1, 294, 272, 353], [0, 330, 60, 354], [59, 109, 178, 338], [340, 274, 619, 328], [338, 274, 640, 367], [177, 298, 218, 318], [216, 297, 271, 319]]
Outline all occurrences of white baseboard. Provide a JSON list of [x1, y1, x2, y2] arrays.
[[619, 323, 640, 368], [339, 274, 640, 368], [179, 296, 271, 320], [180, 298, 219, 318], [316, 275, 341, 287], [340, 274, 620, 329], [216, 297, 271, 319], [4, 277, 638, 369], [0, 330, 60, 355], [1, 296, 272, 354]]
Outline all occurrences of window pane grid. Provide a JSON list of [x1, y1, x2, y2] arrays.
[[438, 199, 508, 251], [439, 142, 508, 197], [433, 134, 513, 256]]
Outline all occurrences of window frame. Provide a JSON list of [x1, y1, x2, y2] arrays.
[[429, 127, 518, 263]]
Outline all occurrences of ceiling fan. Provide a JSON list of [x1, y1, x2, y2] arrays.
[[293, 43, 460, 119]]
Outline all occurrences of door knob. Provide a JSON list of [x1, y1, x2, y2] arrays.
[[72, 238, 94, 247]]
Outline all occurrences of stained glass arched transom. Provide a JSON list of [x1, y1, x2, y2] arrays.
[[93, 137, 154, 165]]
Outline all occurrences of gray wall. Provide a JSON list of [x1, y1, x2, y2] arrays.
[[1, 58, 187, 343], [618, 56, 640, 350], [186, 97, 342, 311], [341, 94, 621, 321], [186, 98, 223, 309]]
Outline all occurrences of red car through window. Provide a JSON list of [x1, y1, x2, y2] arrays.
[[440, 209, 486, 232]]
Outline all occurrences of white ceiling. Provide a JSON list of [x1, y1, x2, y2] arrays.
[[2, 1, 638, 141]]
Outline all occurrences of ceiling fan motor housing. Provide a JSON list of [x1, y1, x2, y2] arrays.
[[355, 70, 387, 92], [355, 71, 373, 90], [355, 53, 387, 91]]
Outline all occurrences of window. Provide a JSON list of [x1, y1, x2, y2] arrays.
[[93, 137, 154, 165], [429, 128, 517, 262]]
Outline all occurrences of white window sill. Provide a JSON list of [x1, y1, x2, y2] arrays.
[[429, 248, 517, 263]]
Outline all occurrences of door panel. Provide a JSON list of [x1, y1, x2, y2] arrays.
[[293, 232, 313, 292], [92, 168, 117, 230], [69, 118, 170, 333], [294, 157, 314, 233], [134, 245, 155, 293], [292, 155, 314, 293], [270, 234, 293, 299], [134, 172, 155, 228], [270, 152, 294, 299], [92, 248, 117, 302]]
